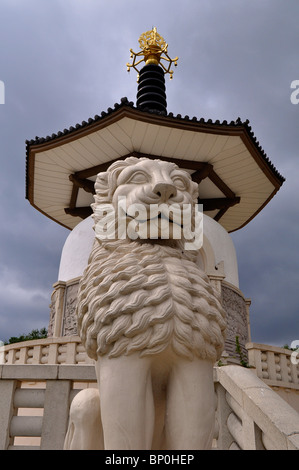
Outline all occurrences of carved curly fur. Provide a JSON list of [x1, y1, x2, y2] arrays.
[[77, 239, 226, 362]]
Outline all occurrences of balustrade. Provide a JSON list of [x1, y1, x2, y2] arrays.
[[0, 362, 298, 450]]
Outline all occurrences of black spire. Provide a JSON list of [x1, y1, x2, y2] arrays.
[[127, 28, 178, 114], [136, 64, 167, 113]]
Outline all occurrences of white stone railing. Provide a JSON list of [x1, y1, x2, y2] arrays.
[[0, 363, 97, 450], [214, 365, 299, 450], [0, 336, 93, 366], [3, 338, 298, 391], [0, 362, 298, 450], [246, 342, 299, 389]]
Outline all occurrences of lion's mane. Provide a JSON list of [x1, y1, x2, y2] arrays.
[[76, 157, 226, 362]]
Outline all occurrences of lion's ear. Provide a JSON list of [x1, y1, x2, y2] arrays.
[[95, 171, 109, 193], [191, 180, 199, 202], [93, 171, 113, 205]]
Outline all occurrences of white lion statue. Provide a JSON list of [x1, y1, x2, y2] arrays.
[[64, 157, 226, 450]]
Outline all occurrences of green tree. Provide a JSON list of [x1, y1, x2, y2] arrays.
[[5, 328, 48, 345]]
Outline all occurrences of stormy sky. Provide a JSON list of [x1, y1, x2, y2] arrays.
[[0, 0, 298, 347]]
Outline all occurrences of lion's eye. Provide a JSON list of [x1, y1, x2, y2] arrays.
[[172, 176, 188, 191], [126, 171, 149, 184]]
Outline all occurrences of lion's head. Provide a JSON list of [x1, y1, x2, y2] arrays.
[[92, 157, 199, 245], [77, 157, 226, 362]]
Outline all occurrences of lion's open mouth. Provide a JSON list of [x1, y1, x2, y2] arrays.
[[125, 208, 184, 228], [151, 212, 183, 228]]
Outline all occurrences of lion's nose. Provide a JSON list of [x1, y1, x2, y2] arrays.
[[153, 182, 177, 202]]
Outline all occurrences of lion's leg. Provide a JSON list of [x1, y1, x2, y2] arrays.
[[165, 358, 215, 450], [64, 388, 103, 450], [95, 353, 155, 450]]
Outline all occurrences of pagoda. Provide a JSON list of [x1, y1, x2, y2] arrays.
[[25, 28, 284, 361]]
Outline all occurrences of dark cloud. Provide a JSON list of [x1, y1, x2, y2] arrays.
[[0, 0, 298, 346]]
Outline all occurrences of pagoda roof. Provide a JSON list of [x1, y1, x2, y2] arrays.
[[26, 97, 284, 233]]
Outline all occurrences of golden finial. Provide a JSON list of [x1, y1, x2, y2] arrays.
[[127, 27, 178, 81]]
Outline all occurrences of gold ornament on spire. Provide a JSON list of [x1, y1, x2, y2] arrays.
[[127, 27, 178, 81]]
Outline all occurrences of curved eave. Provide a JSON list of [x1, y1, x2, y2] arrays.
[[26, 98, 284, 232]]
